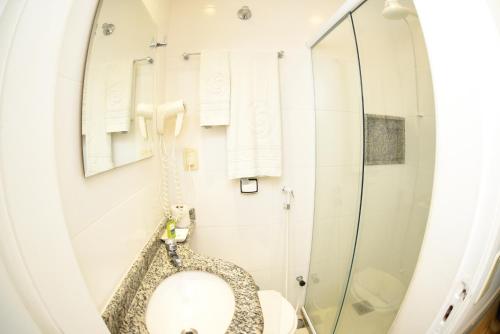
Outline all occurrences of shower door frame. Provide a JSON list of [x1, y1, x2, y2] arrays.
[[305, 1, 367, 332]]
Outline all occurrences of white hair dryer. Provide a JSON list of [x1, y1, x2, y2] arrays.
[[156, 100, 185, 136]]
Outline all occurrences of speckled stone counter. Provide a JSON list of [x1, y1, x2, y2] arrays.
[[102, 224, 264, 334]]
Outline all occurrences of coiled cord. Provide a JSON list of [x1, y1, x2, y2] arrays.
[[159, 136, 170, 218], [159, 134, 184, 218], [170, 135, 183, 205]]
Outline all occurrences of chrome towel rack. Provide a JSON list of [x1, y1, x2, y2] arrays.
[[133, 57, 154, 64], [182, 50, 285, 60]]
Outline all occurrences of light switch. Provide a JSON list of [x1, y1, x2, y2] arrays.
[[183, 148, 198, 171]]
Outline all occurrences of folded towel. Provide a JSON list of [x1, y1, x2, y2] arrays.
[[105, 61, 132, 133], [199, 50, 231, 126], [226, 51, 282, 179], [84, 95, 114, 175], [81, 61, 114, 176]]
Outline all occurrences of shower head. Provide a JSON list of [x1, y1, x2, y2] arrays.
[[237, 6, 252, 20], [382, 0, 417, 20]]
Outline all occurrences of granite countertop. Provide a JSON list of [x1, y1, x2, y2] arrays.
[[117, 231, 264, 334]]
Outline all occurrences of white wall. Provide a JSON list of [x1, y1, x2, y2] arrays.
[[54, 0, 172, 311], [162, 0, 342, 305], [0, 258, 41, 334], [391, 0, 500, 332], [488, 0, 500, 34], [0, 0, 111, 332], [455, 3, 500, 328]]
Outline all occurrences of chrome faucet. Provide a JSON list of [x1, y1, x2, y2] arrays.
[[165, 239, 182, 267]]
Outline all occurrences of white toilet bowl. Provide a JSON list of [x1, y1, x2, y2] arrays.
[[258, 290, 297, 334], [350, 267, 405, 313]]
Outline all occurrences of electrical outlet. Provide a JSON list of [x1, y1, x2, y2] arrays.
[[183, 148, 198, 171]]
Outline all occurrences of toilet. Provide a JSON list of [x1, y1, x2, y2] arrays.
[[258, 290, 298, 334], [350, 267, 405, 313]]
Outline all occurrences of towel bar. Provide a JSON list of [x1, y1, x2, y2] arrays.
[[182, 50, 284, 60]]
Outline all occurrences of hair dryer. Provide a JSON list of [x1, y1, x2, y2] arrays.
[[156, 100, 185, 136]]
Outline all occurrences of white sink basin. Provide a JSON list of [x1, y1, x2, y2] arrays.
[[146, 271, 235, 334]]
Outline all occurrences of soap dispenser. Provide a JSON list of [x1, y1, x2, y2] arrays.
[[162, 216, 182, 267], [165, 216, 176, 240]]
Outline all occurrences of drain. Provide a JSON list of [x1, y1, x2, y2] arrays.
[[181, 329, 198, 334], [352, 300, 374, 316]]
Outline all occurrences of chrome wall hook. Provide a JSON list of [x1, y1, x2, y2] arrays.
[[102, 23, 115, 36], [149, 40, 167, 48]]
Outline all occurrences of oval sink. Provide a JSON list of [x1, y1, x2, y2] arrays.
[[146, 271, 235, 334]]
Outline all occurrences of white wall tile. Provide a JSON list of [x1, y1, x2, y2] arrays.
[[164, 56, 200, 112], [282, 108, 315, 169], [71, 185, 161, 310], [58, 0, 98, 81], [283, 165, 315, 222], [315, 164, 361, 219], [279, 49, 315, 110], [190, 224, 285, 273], [250, 269, 285, 295], [290, 220, 314, 269], [316, 110, 362, 167], [55, 76, 161, 237]]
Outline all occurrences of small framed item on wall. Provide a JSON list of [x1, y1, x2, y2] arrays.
[[240, 178, 258, 193]]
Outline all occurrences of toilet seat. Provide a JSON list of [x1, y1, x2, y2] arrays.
[[258, 290, 297, 334]]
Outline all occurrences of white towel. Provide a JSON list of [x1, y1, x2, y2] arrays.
[[85, 131, 113, 176], [83, 62, 114, 176], [199, 50, 230, 126], [105, 61, 132, 133], [226, 51, 282, 179]]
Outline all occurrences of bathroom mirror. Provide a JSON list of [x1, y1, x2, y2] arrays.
[[82, 0, 156, 177]]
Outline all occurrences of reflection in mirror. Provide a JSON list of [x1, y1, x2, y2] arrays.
[[82, 0, 156, 177]]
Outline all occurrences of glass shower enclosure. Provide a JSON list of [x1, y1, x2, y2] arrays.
[[305, 0, 435, 333]]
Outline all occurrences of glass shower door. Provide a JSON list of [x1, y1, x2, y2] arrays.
[[305, 16, 364, 334], [305, 0, 435, 333], [334, 0, 435, 332]]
